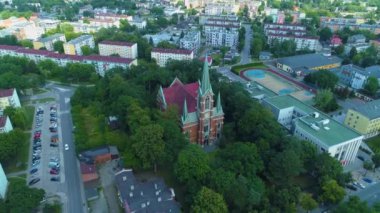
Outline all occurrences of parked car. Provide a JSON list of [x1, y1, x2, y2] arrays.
[[50, 143, 59, 147], [32, 156, 41, 160], [30, 168, 38, 174], [363, 178, 373, 184], [353, 182, 366, 189], [65, 144, 69, 150], [50, 177, 60, 182], [50, 170, 59, 175], [29, 178, 40, 185], [357, 156, 365, 161], [50, 157, 59, 162], [346, 184, 357, 191]]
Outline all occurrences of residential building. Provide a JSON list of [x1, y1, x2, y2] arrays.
[[277, 53, 342, 75], [151, 48, 194, 67], [330, 35, 343, 47], [267, 34, 321, 51], [199, 14, 238, 25], [259, 51, 272, 60], [99, 41, 138, 59], [70, 22, 104, 34], [64, 35, 95, 55], [0, 45, 137, 77], [344, 99, 380, 138], [0, 88, 21, 110], [33, 33, 66, 51], [144, 33, 179, 46], [0, 163, 8, 199], [94, 13, 132, 22], [320, 16, 380, 34], [129, 17, 147, 29], [263, 95, 363, 165], [179, 31, 201, 52], [83, 18, 120, 28], [184, 0, 203, 8], [34, 19, 60, 32], [164, 6, 185, 16], [205, 3, 239, 15], [0, 116, 13, 133], [203, 17, 240, 48], [264, 23, 307, 37], [332, 64, 380, 90], [115, 169, 180, 213], [347, 34, 366, 44], [79, 145, 119, 165], [158, 59, 224, 145], [11, 22, 44, 41]]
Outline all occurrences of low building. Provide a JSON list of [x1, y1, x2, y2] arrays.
[[0, 116, 13, 133], [115, 169, 180, 213], [33, 33, 66, 51], [79, 145, 119, 165], [63, 35, 95, 55], [345, 100, 380, 138], [129, 17, 147, 29], [263, 95, 363, 165], [347, 34, 366, 44], [332, 64, 380, 90], [84, 18, 120, 28], [205, 3, 238, 15], [99, 41, 138, 59], [151, 48, 194, 67], [0, 163, 8, 199], [179, 31, 201, 53], [276, 53, 342, 74], [80, 162, 99, 185], [0, 88, 21, 110]]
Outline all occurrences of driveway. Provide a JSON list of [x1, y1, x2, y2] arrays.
[[98, 161, 120, 213]]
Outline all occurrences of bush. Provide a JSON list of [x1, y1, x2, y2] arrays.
[[231, 62, 266, 75]]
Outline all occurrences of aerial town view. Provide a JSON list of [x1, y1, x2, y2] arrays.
[[1, 0, 380, 212]]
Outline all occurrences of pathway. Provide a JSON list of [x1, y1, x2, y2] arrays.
[[6, 170, 27, 178]]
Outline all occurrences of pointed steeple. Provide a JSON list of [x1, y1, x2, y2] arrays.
[[216, 91, 223, 113], [182, 98, 188, 122], [201, 53, 213, 95]]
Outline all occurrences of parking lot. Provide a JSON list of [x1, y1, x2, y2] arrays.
[[27, 103, 65, 193]]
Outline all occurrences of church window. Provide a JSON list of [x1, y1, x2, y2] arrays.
[[204, 125, 209, 132], [205, 97, 210, 110]]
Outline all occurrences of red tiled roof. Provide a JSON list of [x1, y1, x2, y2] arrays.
[[84, 55, 134, 64], [0, 88, 14, 98], [0, 116, 7, 128], [82, 173, 99, 182], [99, 40, 136, 47], [200, 56, 212, 65], [152, 48, 193, 55], [163, 79, 199, 114], [80, 162, 97, 174], [0, 45, 20, 50], [16, 48, 51, 55]]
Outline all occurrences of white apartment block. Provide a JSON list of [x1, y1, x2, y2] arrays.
[[267, 34, 321, 51], [151, 48, 194, 67], [0, 45, 137, 77], [263, 95, 363, 166], [0, 116, 13, 133], [99, 41, 138, 59], [205, 3, 238, 15], [264, 23, 307, 37], [63, 35, 95, 55], [0, 88, 21, 110], [35, 19, 61, 32], [203, 17, 240, 48], [179, 31, 201, 52], [84, 18, 120, 28], [33, 33, 66, 51], [94, 13, 133, 22], [0, 163, 8, 199], [129, 17, 147, 29]]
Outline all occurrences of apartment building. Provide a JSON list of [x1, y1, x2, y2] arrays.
[[98, 41, 138, 59], [205, 3, 239, 15], [129, 17, 147, 29], [320, 16, 380, 34], [179, 31, 201, 52], [0, 163, 7, 199], [70, 22, 103, 34], [33, 33, 66, 51], [264, 23, 307, 36], [64, 35, 95, 55], [151, 48, 194, 67], [0, 88, 21, 110], [203, 17, 240, 48], [84, 18, 120, 28], [267, 34, 321, 51], [0, 116, 13, 133], [333, 64, 380, 90], [345, 99, 380, 138], [263, 95, 363, 166], [94, 13, 132, 22], [0, 45, 137, 77]]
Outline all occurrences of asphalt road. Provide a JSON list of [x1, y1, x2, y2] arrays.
[[240, 24, 252, 65], [350, 181, 380, 206], [48, 84, 86, 213]]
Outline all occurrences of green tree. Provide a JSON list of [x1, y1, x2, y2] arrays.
[[349, 47, 358, 59], [53, 41, 64, 53], [320, 179, 345, 204], [363, 161, 374, 175], [156, 41, 177, 49], [319, 27, 333, 41], [372, 153, 380, 168], [304, 70, 339, 90], [251, 37, 264, 58], [80, 45, 93, 56], [19, 39, 33, 48], [364, 76, 379, 96], [334, 196, 372, 213], [314, 89, 339, 112], [191, 187, 228, 213], [0, 129, 25, 163], [174, 144, 210, 183], [300, 193, 318, 212], [132, 124, 165, 172], [3, 106, 28, 130], [267, 149, 303, 184]]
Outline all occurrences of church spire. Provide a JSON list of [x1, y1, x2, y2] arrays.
[[216, 91, 223, 113], [182, 98, 188, 122], [201, 53, 213, 95]]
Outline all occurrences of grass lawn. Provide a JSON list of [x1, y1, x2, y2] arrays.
[[366, 136, 380, 154], [4, 132, 30, 173], [32, 88, 48, 94], [24, 105, 35, 130], [231, 62, 268, 75]]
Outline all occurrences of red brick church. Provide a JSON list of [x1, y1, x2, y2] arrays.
[[157, 59, 224, 145]]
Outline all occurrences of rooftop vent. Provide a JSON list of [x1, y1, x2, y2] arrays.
[[312, 112, 319, 118], [311, 123, 320, 131], [324, 126, 330, 130], [141, 203, 146, 208], [129, 192, 133, 197], [147, 201, 150, 206], [321, 119, 330, 125], [158, 197, 162, 202], [131, 185, 134, 190], [123, 176, 127, 181], [154, 183, 157, 190]]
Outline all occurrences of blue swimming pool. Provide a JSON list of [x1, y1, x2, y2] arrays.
[[279, 88, 295, 95], [244, 69, 265, 79]]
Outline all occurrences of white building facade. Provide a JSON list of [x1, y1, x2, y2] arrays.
[[0, 163, 8, 199], [99, 41, 138, 59], [151, 48, 194, 67], [179, 31, 201, 52], [0, 116, 13, 133]]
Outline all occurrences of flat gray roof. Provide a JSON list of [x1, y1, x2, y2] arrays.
[[352, 99, 380, 120], [278, 53, 342, 70]]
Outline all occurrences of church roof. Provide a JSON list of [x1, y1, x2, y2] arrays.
[[162, 79, 199, 114]]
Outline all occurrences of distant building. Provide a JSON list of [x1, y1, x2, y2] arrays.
[[33, 33, 66, 51], [330, 35, 343, 47], [0, 88, 21, 110], [129, 17, 147, 29], [79, 145, 119, 165], [115, 169, 180, 213], [64, 35, 95, 55], [0, 115, 13, 133], [345, 99, 380, 138], [158, 59, 224, 144], [35, 19, 60, 32], [347, 34, 366, 44], [151, 48, 194, 67], [263, 95, 363, 165], [83, 18, 120, 28], [277, 53, 342, 75], [94, 13, 132, 22], [205, 3, 238, 15], [179, 31, 201, 53], [203, 16, 240, 48], [99, 41, 138, 59], [320, 16, 380, 34], [259, 51, 272, 60], [0, 163, 8, 199], [264, 23, 307, 37], [332, 64, 380, 90]]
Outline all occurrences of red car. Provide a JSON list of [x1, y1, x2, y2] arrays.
[[50, 169, 59, 175]]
